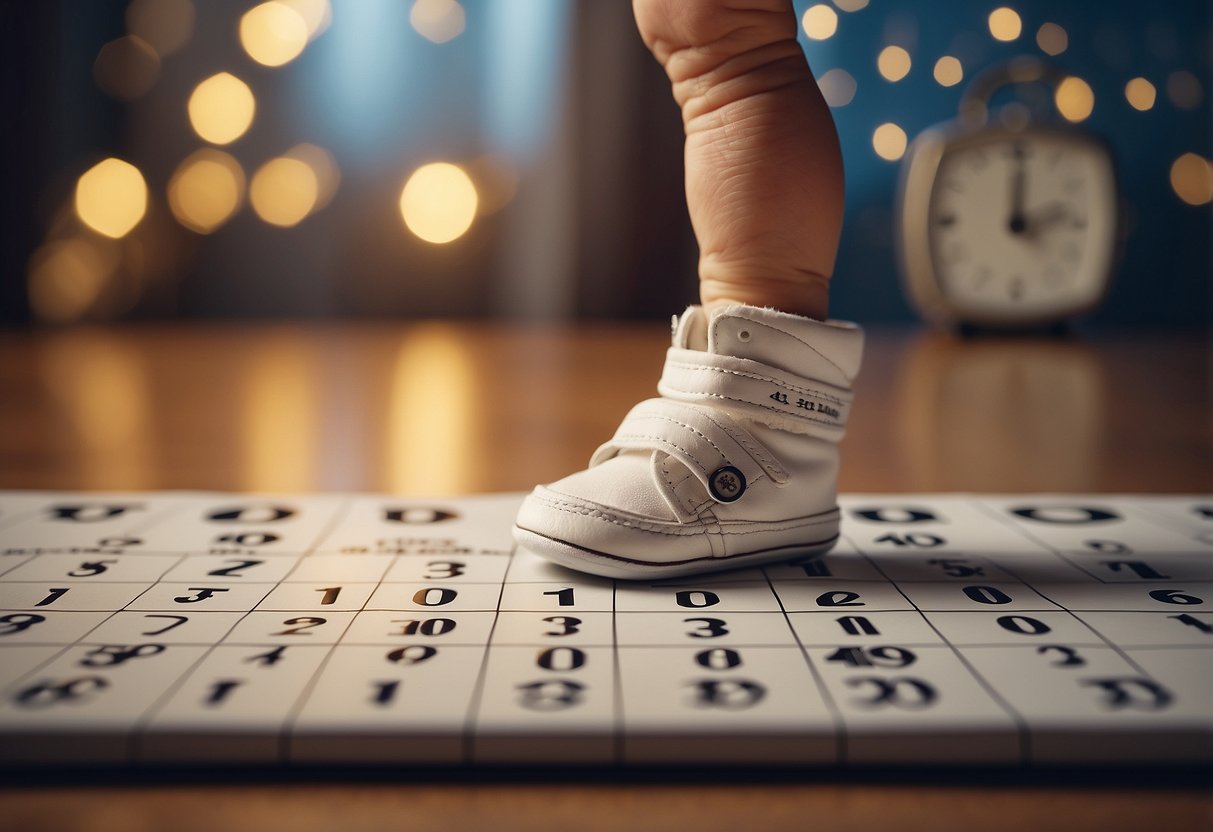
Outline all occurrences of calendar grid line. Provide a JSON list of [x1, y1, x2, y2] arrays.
[[762, 565, 846, 765], [460, 542, 515, 763], [969, 498, 1110, 584]]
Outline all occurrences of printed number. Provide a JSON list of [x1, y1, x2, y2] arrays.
[[141, 614, 188, 636], [684, 617, 729, 638], [816, 590, 863, 607], [1037, 645, 1085, 667], [689, 679, 765, 709], [316, 586, 341, 606], [1084, 539, 1132, 555], [516, 680, 584, 711], [1149, 589, 1204, 606], [206, 680, 242, 706], [543, 588, 575, 607], [853, 507, 939, 523], [14, 677, 108, 708], [825, 646, 916, 668], [424, 561, 465, 579], [387, 645, 438, 665], [542, 616, 581, 637], [35, 588, 69, 607], [0, 613, 45, 636], [676, 590, 720, 609], [372, 680, 400, 706], [207, 559, 264, 577], [873, 533, 944, 547], [174, 587, 230, 603], [214, 532, 279, 547], [67, 560, 116, 577], [79, 644, 165, 667], [393, 618, 456, 636], [537, 647, 586, 671], [1080, 678, 1173, 710], [927, 558, 984, 578], [837, 615, 879, 636], [1011, 506, 1119, 524], [996, 615, 1051, 635], [246, 646, 287, 666], [694, 648, 742, 670], [963, 585, 1013, 605], [413, 587, 457, 606], [274, 616, 327, 636], [1169, 613, 1213, 634], [846, 677, 938, 709]]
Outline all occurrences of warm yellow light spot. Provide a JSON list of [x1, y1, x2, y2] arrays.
[[1035, 22, 1067, 55], [389, 325, 477, 494], [818, 68, 857, 107], [75, 158, 147, 239], [832, 0, 869, 10], [877, 45, 911, 82], [280, 0, 331, 39], [168, 149, 246, 234], [250, 157, 319, 227], [400, 162, 478, 244], [1170, 153, 1213, 206], [126, 0, 195, 58], [1166, 70, 1203, 110], [410, 0, 466, 44], [988, 7, 1022, 41], [188, 72, 255, 145], [933, 56, 963, 87], [243, 335, 318, 491], [1055, 75, 1095, 123], [93, 35, 160, 100], [240, 2, 309, 67], [802, 5, 838, 40], [283, 144, 340, 209], [1124, 77, 1156, 112], [872, 123, 907, 161], [28, 238, 119, 323]]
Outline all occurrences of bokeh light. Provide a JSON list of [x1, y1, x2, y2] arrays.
[[188, 72, 256, 145], [877, 46, 911, 82], [250, 157, 320, 227], [1035, 22, 1068, 56], [933, 56, 963, 88], [400, 162, 479, 244], [93, 35, 160, 100], [1170, 153, 1213, 206], [240, 2, 309, 67], [872, 123, 907, 162], [126, 0, 195, 58], [280, 0, 331, 39], [282, 144, 340, 210], [167, 149, 246, 234], [27, 238, 119, 323], [988, 7, 1022, 42], [802, 5, 839, 40], [1055, 76, 1095, 123], [75, 158, 148, 239], [1124, 77, 1157, 112], [410, 0, 466, 44], [818, 68, 857, 107], [1166, 70, 1203, 110], [832, 0, 869, 10]]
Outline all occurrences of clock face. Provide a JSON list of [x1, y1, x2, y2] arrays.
[[925, 131, 1117, 323]]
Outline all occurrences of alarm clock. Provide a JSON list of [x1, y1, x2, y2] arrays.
[[896, 59, 1120, 329]]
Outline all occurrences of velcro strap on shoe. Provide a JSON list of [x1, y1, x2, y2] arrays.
[[590, 399, 787, 505], [657, 348, 853, 438]]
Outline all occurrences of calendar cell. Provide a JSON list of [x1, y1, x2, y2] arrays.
[[161, 555, 300, 583], [499, 581, 613, 612], [127, 582, 276, 612], [1, 553, 180, 583], [924, 610, 1101, 646], [896, 581, 1061, 612], [1076, 610, 1213, 647], [787, 611, 944, 647], [383, 553, 509, 584], [772, 581, 914, 613], [616, 581, 782, 613], [222, 611, 357, 645], [256, 582, 378, 612], [0, 582, 153, 611], [366, 582, 502, 612], [491, 611, 614, 647], [284, 555, 393, 583], [340, 610, 496, 646], [616, 611, 799, 647], [86, 611, 244, 645]]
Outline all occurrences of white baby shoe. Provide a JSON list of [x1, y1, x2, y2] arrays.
[[513, 303, 863, 579]]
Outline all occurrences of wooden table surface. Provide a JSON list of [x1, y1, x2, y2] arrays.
[[0, 321, 1210, 831]]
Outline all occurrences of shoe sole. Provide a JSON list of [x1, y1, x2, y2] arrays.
[[512, 525, 839, 580]]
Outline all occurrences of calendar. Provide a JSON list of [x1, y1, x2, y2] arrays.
[[0, 491, 1209, 767]]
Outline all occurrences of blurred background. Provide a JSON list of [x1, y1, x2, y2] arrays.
[[1, 0, 1210, 327]]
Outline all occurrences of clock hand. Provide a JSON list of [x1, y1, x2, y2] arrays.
[[1008, 144, 1027, 235]]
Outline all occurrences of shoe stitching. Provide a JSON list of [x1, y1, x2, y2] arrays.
[[666, 361, 848, 406], [531, 492, 834, 536], [629, 413, 733, 466], [686, 405, 785, 480]]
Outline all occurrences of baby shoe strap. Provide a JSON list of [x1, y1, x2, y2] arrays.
[[657, 348, 853, 439], [590, 398, 787, 509]]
